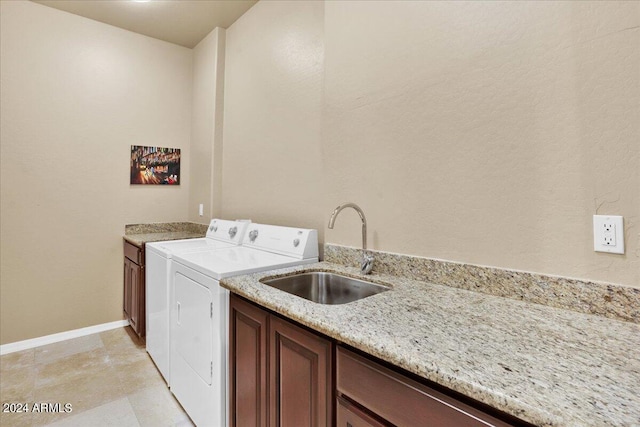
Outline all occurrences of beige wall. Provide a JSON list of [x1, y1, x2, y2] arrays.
[[322, 1, 638, 286], [223, 1, 638, 287], [189, 27, 226, 223], [2, 0, 638, 345], [221, 0, 325, 235], [0, 1, 193, 344]]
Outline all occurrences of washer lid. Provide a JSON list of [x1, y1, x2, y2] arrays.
[[146, 238, 237, 256]]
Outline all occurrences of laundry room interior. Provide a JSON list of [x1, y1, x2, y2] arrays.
[[1, 1, 638, 426]]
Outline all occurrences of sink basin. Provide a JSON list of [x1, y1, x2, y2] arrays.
[[260, 271, 390, 305]]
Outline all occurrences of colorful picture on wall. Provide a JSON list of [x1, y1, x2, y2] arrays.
[[130, 145, 181, 185]]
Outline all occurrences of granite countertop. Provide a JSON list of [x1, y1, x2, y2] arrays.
[[220, 262, 640, 427], [123, 222, 208, 247]]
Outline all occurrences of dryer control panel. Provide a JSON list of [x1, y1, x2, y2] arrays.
[[242, 224, 319, 260], [206, 219, 250, 245]]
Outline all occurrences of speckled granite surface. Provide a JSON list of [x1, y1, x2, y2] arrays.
[[220, 263, 640, 427], [123, 222, 207, 246], [325, 244, 640, 324], [125, 222, 208, 235]]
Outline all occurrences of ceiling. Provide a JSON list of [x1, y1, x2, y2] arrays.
[[33, 0, 258, 48]]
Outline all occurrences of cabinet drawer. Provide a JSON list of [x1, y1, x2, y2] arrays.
[[337, 346, 512, 427], [124, 240, 142, 264], [337, 396, 387, 427]]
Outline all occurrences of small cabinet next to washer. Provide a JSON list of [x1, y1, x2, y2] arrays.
[[123, 240, 145, 338]]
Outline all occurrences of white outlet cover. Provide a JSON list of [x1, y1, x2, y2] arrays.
[[593, 215, 624, 254]]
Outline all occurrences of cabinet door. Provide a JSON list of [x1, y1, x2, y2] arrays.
[[136, 263, 145, 338], [229, 294, 269, 427], [269, 315, 332, 427], [123, 258, 132, 319], [123, 240, 145, 338], [129, 260, 140, 334]]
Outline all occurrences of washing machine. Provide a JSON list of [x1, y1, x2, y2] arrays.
[[145, 219, 250, 384], [170, 223, 319, 427]]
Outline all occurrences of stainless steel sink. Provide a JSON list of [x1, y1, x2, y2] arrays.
[[260, 271, 390, 305]]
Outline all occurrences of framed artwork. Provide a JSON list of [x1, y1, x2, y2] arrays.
[[130, 145, 181, 185]]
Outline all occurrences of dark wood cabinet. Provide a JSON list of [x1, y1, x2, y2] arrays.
[[229, 294, 269, 427], [230, 294, 525, 427], [229, 294, 333, 427], [123, 257, 132, 320], [269, 315, 333, 427], [123, 240, 145, 338]]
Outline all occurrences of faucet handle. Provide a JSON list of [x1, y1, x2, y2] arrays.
[[361, 253, 374, 275]]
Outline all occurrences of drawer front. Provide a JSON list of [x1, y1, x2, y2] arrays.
[[124, 240, 142, 264], [337, 396, 387, 427], [337, 347, 513, 427]]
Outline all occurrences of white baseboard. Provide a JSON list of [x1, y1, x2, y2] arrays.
[[0, 320, 130, 356]]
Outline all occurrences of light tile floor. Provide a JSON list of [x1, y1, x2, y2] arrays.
[[0, 327, 192, 427]]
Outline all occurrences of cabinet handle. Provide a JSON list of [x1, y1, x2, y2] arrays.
[[177, 302, 181, 325]]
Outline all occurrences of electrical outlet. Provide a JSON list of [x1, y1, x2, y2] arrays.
[[593, 215, 624, 254]]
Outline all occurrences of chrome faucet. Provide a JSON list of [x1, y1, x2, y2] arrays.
[[328, 203, 374, 274]]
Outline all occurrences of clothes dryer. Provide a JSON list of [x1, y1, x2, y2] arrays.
[[145, 219, 249, 384], [170, 223, 318, 427]]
